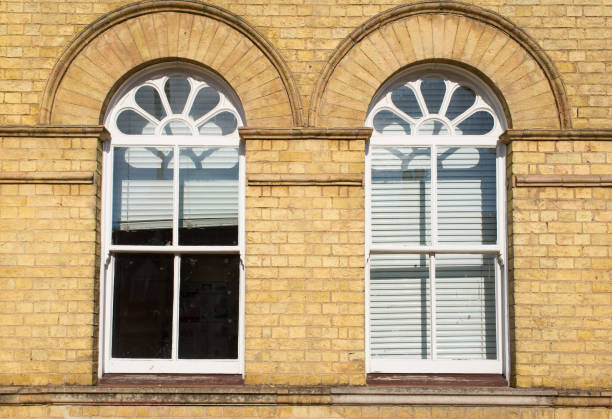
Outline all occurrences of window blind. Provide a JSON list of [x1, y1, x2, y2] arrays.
[[371, 147, 431, 246], [112, 146, 239, 232]]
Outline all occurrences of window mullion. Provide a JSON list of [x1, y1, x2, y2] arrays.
[[171, 145, 180, 360], [430, 253, 437, 361], [172, 254, 180, 360], [431, 144, 438, 247]]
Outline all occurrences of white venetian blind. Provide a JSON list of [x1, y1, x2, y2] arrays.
[[437, 147, 497, 244], [435, 254, 497, 360], [179, 147, 239, 228], [370, 254, 430, 359], [112, 146, 238, 232], [113, 147, 174, 231], [371, 147, 431, 246]]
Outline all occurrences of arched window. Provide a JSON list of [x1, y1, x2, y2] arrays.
[[365, 65, 507, 375], [101, 64, 244, 374]]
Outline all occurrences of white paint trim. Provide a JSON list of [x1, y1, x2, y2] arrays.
[[370, 358, 503, 374], [106, 359, 242, 374]]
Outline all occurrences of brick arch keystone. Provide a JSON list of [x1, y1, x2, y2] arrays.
[[309, 1, 571, 129], [40, 0, 304, 127]]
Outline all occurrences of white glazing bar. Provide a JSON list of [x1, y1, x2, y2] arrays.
[[431, 144, 438, 246], [171, 255, 180, 360], [430, 253, 437, 361], [370, 245, 500, 254], [172, 145, 179, 246], [364, 140, 372, 373], [109, 245, 241, 254]]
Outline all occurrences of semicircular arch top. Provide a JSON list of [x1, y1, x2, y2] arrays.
[[41, 0, 303, 127], [310, 1, 570, 130]]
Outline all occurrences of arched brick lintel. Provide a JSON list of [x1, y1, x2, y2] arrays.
[[40, 0, 304, 127], [309, 1, 571, 129]]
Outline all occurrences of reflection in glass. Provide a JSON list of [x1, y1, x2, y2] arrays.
[[420, 78, 446, 114], [371, 146, 431, 246], [135, 85, 166, 121], [370, 254, 430, 359], [198, 112, 238, 135], [391, 86, 422, 118], [112, 147, 174, 245], [418, 119, 449, 135], [373, 110, 411, 135], [456, 111, 494, 135], [190, 86, 220, 121], [446, 86, 476, 120], [437, 147, 497, 244], [117, 110, 156, 135], [179, 147, 239, 245], [163, 120, 192, 135], [179, 254, 239, 359], [165, 77, 191, 114], [112, 253, 174, 358], [435, 254, 497, 360]]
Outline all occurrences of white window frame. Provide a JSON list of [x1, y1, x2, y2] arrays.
[[364, 65, 509, 376], [99, 64, 245, 376]]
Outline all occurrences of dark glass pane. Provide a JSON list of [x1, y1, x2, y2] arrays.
[[391, 85, 422, 118], [165, 77, 191, 114], [179, 254, 239, 359], [190, 86, 220, 121], [179, 147, 239, 246], [456, 111, 495, 135], [446, 86, 476, 120], [112, 147, 174, 246], [135, 85, 166, 121], [373, 110, 411, 135], [420, 78, 446, 114], [112, 253, 174, 359], [116, 110, 156, 135]]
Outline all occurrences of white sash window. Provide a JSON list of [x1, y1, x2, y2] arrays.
[[100, 65, 245, 375], [365, 66, 508, 374]]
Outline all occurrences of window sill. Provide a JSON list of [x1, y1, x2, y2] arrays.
[[367, 373, 508, 387], [98, 374, 243, 386]]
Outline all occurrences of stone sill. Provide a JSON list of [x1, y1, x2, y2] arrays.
[[0, 386, 609, 408]]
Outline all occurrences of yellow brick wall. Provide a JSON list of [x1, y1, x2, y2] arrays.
[[0, 0, 610, 128], [0, 134, 101, 386], [0, 405, 610, 418], [245, 138, 365, 385], [508, 140, 612, 389]]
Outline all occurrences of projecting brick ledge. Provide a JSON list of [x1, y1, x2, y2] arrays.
[[239, 127, 373, 140], [501, 129, 612, 143], [0, 125, 109, 139], [0, 386, 609, 408], [514, 174, 612, 187]]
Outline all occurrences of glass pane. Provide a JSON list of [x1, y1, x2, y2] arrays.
[[189, 86, 220, 121], [198, 112, 238, 135], [456, 111, 494, 135], [435, 254, 497, 360], [116, 110, 156, 135], [437, 147, 497, 244], [391, 85, 423, 118], [418, 119, 449, 135], [370, 254, 430, 359], [179, 254, 239, 359], [163, 120, 192, 135], [112, 253, 174, 359], [164, 77, 191, 114], [420, 78, 446, 114], [446, 86, 476, 120], [135, 85, 166, 121], [179, 147, 239, 245], [373, 110, 411, 135], [112, 147, 174, 245], [371, 146, 431, 246]]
